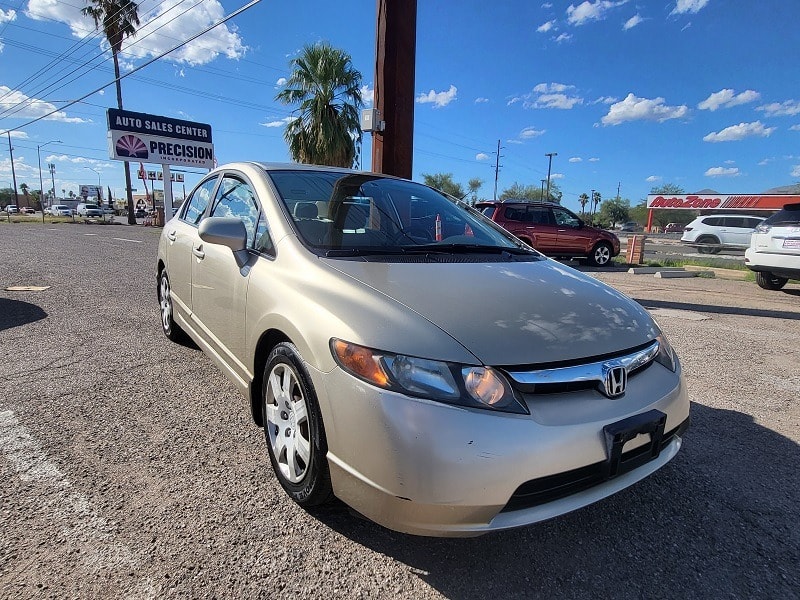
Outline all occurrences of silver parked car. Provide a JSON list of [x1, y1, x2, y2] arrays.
[[156, 163, 690, 537], [680, 214, 765, 254]]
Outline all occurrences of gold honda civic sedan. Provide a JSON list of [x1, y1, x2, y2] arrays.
[[156, 162, 690, 537]]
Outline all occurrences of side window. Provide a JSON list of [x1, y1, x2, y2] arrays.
[[722, 217, 745, 228], [745, 218, 764, 228], [553, 207, 581, 227], [209, 176, 260, 247], [183, 177, 218, 225], [703, 217, 722, 227], [528, 207, 552, 225], [503, 207, 525, 221]]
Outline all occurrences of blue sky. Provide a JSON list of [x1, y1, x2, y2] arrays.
[[1, 0, 799, 213]]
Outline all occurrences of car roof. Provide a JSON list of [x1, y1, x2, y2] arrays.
[[475, 200, 562, 207]]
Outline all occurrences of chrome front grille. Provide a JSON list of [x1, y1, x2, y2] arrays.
[[505, 340, 660, 397]]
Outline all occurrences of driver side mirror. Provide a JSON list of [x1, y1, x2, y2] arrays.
[[199, 216, 249, 267]]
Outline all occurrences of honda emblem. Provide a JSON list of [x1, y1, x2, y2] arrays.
[[602, 363, 627, 398]]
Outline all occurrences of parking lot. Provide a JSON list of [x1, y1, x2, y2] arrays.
[[1, 222, 798, 599]]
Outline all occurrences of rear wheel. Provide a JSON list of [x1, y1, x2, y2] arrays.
[[695, 236, 720, 254], [588, 242, 613, 266], [756, 271, 788, 290], [158, 271, 188, 343], [262, 343, 333, 507]]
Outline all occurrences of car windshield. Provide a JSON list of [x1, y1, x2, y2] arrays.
[[268, 170, 532, 255]]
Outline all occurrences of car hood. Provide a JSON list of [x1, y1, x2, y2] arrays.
[[324, 257, 659, 366]]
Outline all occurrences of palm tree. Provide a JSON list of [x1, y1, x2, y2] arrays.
[[82, 0, 140, 224], [578, 193, 589, 217], [275, 42, 363, 168]]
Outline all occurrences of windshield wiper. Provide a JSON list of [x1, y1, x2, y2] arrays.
[[324, 247, 410, 257], [403, 243, 536, 255]]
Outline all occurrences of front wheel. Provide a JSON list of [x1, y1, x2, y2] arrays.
[[262, 343, 333, 507], [588, 242, 613, 266], [756, 271, 788, 290]]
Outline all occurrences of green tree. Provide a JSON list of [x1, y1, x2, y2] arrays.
[[598, 197, 630, 228], [276, 42, 363, 168], [467, 178, 483, 204], [500, 181, 561, 201], [423, 173, 465, 199], [82, 0, 140, 224]]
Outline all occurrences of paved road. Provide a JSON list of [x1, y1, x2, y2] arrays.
[[1, 222, 798, 599]]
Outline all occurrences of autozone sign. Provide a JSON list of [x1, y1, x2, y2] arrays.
[[647, 194, 800, 210]]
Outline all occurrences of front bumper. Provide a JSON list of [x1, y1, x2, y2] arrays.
[[315, 362, 690, 537]]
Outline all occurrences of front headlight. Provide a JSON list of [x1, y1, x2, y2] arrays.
[[754, 222, 771, 234], [654, 332, 678, 372], [331, 339, 527, 414]]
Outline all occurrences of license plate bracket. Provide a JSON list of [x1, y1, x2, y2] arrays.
[[603, 409, 667, 479]]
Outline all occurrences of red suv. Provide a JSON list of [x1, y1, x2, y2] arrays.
[[476, 201, 620, 266]]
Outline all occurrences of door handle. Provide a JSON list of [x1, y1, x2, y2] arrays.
[[167, 230, 177, 242], [192, 244, 205, 259]]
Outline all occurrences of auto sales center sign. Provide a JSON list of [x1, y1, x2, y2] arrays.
[[647, 194, 800, 211], [107, 108, 214, 169]]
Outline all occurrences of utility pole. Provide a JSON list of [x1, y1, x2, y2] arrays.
[[7, 132, 19, 206], [540, 179, 546, 201], [545, 152, 557, 201], [590, 189, 595, 225], [616, 181, 621, 201], [493, 139, 503, 201], [372, 0, 417, 178]]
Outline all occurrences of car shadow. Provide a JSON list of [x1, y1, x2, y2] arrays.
[[310, 403, 799, 598], [633, 298, 800, 321], [0, 298, 47, 331]]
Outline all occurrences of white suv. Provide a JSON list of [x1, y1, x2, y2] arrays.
[[681, 214, 765, 254], [745, 203, 800, 290]]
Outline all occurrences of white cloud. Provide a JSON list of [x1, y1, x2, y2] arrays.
[[554, 33, 573, 43], [476, 153, 490, 161], [0, 129, 28, 139], [703, 121, 776, 142], [475, 97, 489, 103], [26, 0, 246, 67], [646, 175, 661, 182], [593, 96, 618, 105], [792, 165, 800, 178], [670, 0, 710, 16], [537, 20, 556, 32], [601, 93, 689, 125], [758, 158, 772, 166], [360, 84, 374, 106], [724, 159, 736, 165], [0, 86, 88, 123], [757, 100, 800, 117], [567, 1, 629, 26], [416, 85, 457, 108], [276, 77, 287, 86], [623, 14, 644, 30], [569, 157, 582, 163], [705, 167, 740, 177], [507, 97, 521, 106], [506, 139, 524, 145], [261, 116, 294, 128], [526, 83, 583, 109], [589, 157, 600, 162], [790, 125, 800, 131], [698, 89, 760, 111], [550, 173, 565, 180], [519, 126, 546, 139], [542, 2, 553, 8]]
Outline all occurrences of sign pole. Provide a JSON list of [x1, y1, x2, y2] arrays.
[[163, 164, 173, 223]]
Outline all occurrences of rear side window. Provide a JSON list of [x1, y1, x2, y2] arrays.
[[503, 206, 527, 222], [721, 217, 746, 228], [183, 177, 218, 225], [702, 217, 723, 227]]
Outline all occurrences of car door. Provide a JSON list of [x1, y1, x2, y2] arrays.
[[552, 206, 591, 253], [190, 173, 262, 374], [523, 206, 559, 252], [719, 216, 752, 247], [163, 176, 219, 319]]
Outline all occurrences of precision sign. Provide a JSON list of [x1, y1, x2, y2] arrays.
[[107, 108, 214, 169], [647, 194, 800, 211]]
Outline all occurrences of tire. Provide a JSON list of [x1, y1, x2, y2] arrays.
[[756, 271, 788, 290], [588, 242, 613, 267], [262, 343, 333, 507], [695, 236, 719, 254], [158, 270, 188, 343]]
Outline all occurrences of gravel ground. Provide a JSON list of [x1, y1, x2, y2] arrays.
[[1, 222, 798, 599]]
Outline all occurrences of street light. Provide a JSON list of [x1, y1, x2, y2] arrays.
[[37, 140, 61, 220], [85, 167, 104, 221], [545, 152, 557, 201]]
